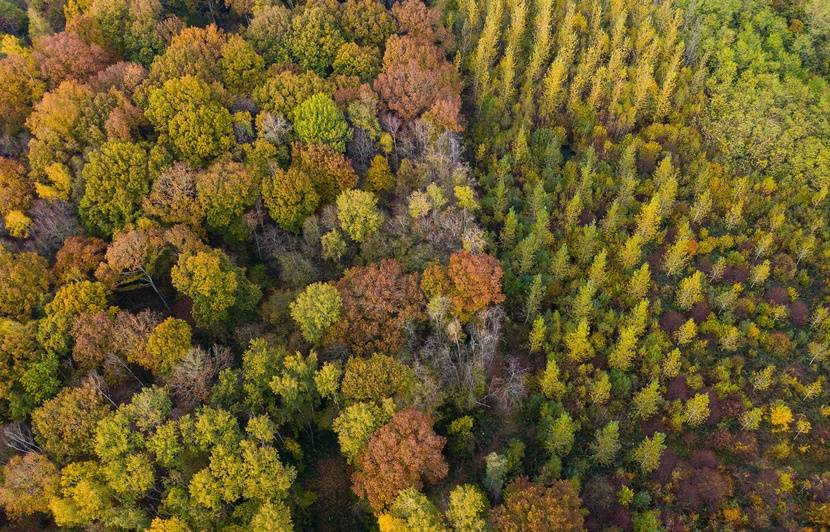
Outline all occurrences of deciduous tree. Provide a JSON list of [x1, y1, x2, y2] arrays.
[[447, 483, 489, 531], [336, 189, 383, 242], [32, 32, 111, 88], [490, 477, 584, 532], [0, 452, 59, 519], [0, 247, 50, 322], [341, 352, 414, 403], [170, 249, 261, 330], [144, 75, 235, 167], [352, 409, 448, 511], [290, 282, 343, 344], [292, 93, 351, 153], [31, 379, 111, 463], [262, 164, 320, 232], [79, 140, 150, 236], [328, 259, 423, 354]]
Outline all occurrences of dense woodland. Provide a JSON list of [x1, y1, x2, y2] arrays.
[[0, 0, 828, 529]]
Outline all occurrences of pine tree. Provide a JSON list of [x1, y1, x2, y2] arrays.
[[529, 315, 546, 353], [632, 432, 665, 474], [683, 393, 710, 427], [609, 325, 637, 371], [591, 421, 620, 465], [565, 318, 593, 363], [472, 0, 504, 94], [750, 260, 770, 288], [635, 195, 661, 242], [501, 208, 519, 247], [619, 235, 643, 270], [572, 280, 596, 320], [628, 263, 652, 300], [676, 271, 704, 311], [588, 249, 608, 287], [662, 221, 692, 276], [589, 371, 611, 405], [633, 380, 661, 419], [540, 357, 565, 400]]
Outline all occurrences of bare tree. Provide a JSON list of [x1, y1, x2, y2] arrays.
[[22, 199, 83, 258], [165, 345, 232, 409], [489, 357, 528, 413], [2, 422, 39, 453]]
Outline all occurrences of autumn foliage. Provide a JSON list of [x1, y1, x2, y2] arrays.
[[328, 259, 423, 354], [352, 409, 448, 511]]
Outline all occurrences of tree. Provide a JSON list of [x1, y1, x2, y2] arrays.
[[0, 247, 50, 322], [286, 0, 344, 74], [0, 452, 59, 519], [374, 34, 460, 121], [0, 51, 45, 135], [249, 500, 294, 530], [293, 142, 358, 204], [540, 357, 565, 400], [632, 432, 666, 474], [314, 361, 341, 402], [328, 259, 423, 354], [341, 353, 415, 404], [142, 163, 204, 228], [26, 80, 107, 181], [333, 42, 381, 81], [148, 517, 192, 532], [490, 477, 584, 532], [47, 458, 120, 527], [195, 159, 258, 240], [268, 349, 319, 425], [684, 392, 710, 427], [146, 24, 225, 85], [447, 484, 489, 531], [341, 0, 396, 48], [31, 379, 111, 463], [380, 488, 446, 531], [93, 228, 168, 308], [84, 0, 166, 65], [37, 281, 108, 356], [446, 251, 505, 321], [253, 68, 333, 117], [333, 399, 394, 463], [633, 380, 662, 420], [32, 32, 111, 88], [170, 249, 261, 330], [336, 189, 383, 242], [542, 410, 576, 457], [143, 318, 192, 375], [0, 157, 33, 219], [676, 271, 704, 311], [292, 93, 351, 153], [289, 282, 343, 343], [144, 75, 235, 166], [53, 236, 107, 285], [71, 311, 122, 372], [609, 325, 637, 371], [262, 165, 319, 232], [366, 154, 393, 192], [352, 409, 448, 511], [79, 140, 150, 236], [245, 5, 292, 65], [392, 0, 452, 48], [165, 345, 232, 408], [565, 318, 593, 363], [220, 35, 264, 94], [591, 421, 621, 466]]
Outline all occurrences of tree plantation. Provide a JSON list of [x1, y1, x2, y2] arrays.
[[0, 0, 829, 529]]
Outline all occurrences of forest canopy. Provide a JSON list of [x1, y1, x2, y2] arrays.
[[0, 0, 829, 530]]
